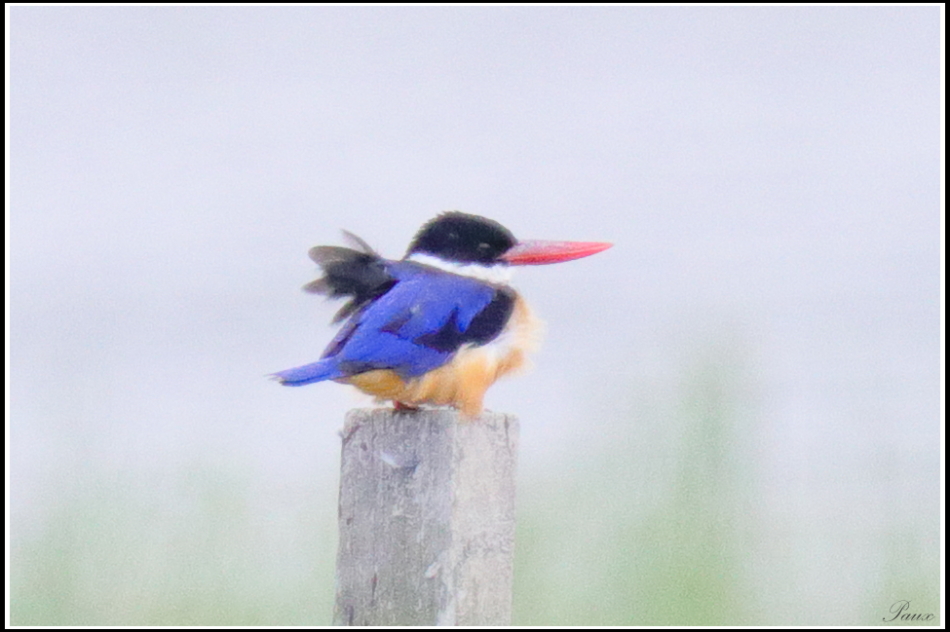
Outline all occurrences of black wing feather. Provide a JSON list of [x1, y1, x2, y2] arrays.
[[414, 287, 515, 352], [303, 231, 397, 323]]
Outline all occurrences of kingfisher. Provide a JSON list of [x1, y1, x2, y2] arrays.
[[272, 211, 611, 417]]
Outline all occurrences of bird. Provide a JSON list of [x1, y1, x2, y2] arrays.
[[272, 211, 612, 417]]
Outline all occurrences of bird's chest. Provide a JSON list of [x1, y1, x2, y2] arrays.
[[343, 295, 541, 415]]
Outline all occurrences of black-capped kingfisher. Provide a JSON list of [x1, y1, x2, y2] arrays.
[[272, 212, 611, 417]]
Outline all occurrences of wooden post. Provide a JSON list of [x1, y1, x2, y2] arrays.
[[333, 408, 519, 626]]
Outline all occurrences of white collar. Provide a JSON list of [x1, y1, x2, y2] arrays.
[[407, 253, 513, 285]]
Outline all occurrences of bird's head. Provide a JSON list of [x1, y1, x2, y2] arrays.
[[406, 211, 612, 278]]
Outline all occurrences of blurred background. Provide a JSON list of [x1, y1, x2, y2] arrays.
[[8, 6, 941, 626]]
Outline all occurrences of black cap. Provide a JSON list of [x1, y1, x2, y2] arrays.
[[406, 212, 516, 265]]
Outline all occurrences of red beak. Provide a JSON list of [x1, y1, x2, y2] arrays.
[[501, 239, 612, 266]]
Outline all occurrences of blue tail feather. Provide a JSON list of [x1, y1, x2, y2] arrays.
[[271, 359, 344, 386]]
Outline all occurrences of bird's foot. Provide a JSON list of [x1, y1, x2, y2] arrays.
[[393, 401, 421, 413]]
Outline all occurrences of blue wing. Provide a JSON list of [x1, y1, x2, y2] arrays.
[[274, 261, 514, 386]]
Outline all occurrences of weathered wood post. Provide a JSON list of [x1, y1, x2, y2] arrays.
[[333, 408, 519, 626]]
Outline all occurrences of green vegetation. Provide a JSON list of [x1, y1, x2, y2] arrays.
[[11, 343, 939, 625]]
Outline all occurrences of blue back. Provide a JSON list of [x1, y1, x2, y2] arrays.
[[322, 261, 509, 378]]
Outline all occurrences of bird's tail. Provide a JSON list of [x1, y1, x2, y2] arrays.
[[271, 359, 344, 386]]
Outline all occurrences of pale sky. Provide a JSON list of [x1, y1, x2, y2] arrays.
[[9, 9, 941, 619]]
